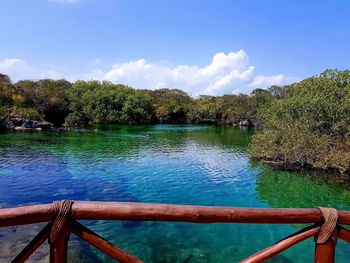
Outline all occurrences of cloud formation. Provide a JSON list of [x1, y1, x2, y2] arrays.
[[103, 50, 286, 95], [0, 50, 292, 96], [0, 58, 63, 80], [0, 58, 31, 80], [249, 74, 285, 88]]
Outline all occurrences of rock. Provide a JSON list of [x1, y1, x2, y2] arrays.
[[239, 119, 253, 127], [0, 118, 54, 131], [21, 119, 37, 128], [35, 121, 53, 130], [3, 119, 15, 129]]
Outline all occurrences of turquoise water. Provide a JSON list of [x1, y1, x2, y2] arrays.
[[1, 125, 350, 262]]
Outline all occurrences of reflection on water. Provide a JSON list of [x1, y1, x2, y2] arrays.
[[0, 125, 350, 262], [256, 169, 350, 210]]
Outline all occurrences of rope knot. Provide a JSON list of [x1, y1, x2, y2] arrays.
[[317, 207, 338, 244], [49, 200, 74, 244]]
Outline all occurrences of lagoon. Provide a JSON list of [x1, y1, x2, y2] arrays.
[[1, 125, 350, 262]]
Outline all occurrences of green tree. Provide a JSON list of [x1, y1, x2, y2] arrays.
[[65, 80, 155, 125], [14, 79, 71, 125], [250, 69, 350, 173], [150, 89, 191, 123], [121, 93, 155, 123]]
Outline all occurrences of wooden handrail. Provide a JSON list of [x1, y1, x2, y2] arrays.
[[2, 201, 350, 227], [72, 220, 144, 263], [338, 226, 350, 243], [239, 225, 321, 262], [2, 201, 350, 262]]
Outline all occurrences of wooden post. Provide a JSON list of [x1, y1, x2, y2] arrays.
[[314, 230, 337, 263], [48, 200, 74, 263], [49, 232, 70, 263]]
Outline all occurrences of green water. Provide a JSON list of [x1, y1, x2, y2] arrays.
[[0, 125, 349, 262]]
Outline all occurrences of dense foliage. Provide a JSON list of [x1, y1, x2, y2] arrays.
[[0, 74, 70, 126], [0, 74, 278, 127], [65, 81, 155, 126], [250, 69, 350, 174]]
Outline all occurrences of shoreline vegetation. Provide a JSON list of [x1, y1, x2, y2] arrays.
[[1, 69, 349, 175], [250, 69, 350, 175], [0, 72, 277, 129]]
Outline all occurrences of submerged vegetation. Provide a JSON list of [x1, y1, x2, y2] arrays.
[[1, 69, 350, 174]]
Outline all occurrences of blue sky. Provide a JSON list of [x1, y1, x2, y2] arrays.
[[0, 0, 349, 95]]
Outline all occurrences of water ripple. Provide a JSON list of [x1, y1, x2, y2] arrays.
[[0, 125, 350, 262]]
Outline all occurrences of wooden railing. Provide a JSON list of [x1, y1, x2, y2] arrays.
[[1, 201, 350, 262]]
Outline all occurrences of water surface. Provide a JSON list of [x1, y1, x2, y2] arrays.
[[0, 125, 349, 262]]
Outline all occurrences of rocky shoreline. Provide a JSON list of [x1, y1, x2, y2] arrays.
[[1, 118, 258, 131], [0, 118, 68, 132]]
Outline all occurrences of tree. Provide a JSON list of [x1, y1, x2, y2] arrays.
[[150, 89, 191, 123], [250, 69, 350, 173], [121, 93, 155, 123], [14, 79, 71, 125], [0, 74, 12, 88], [65, 81, 156, 125]]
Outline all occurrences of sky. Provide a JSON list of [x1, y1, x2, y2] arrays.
[[0, 0, 349, 96]]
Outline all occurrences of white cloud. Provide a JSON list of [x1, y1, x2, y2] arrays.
[[249, 74, 285, 88], [0, 50, 290, 95], [0, 58, 32, 81], [0, 58, 63, 81], [0, 58, 26, 68], [103, 50, 286, 96]]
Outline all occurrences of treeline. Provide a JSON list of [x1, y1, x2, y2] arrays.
[[0, 73, 284, 127], [250, 69, 350, 174]]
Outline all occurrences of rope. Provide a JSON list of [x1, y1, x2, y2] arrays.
[[49, 200, 74, 244], [317, 207, 338, 244]]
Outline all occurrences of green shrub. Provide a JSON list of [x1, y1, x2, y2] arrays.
[[250, 69, 350, 173]]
